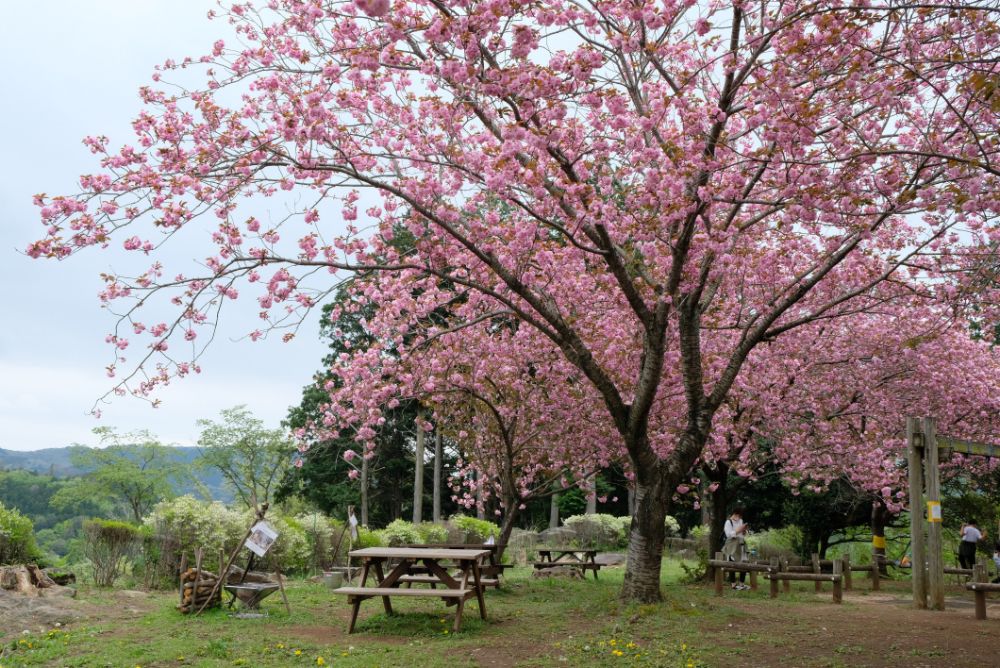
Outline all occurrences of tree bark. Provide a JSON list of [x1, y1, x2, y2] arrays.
[[476, 471, 485, 520], [872, 498, 889, 575], [433, 431, 442, 523], [585, 476, 597, 515], [360, 455, 369, 527], [413, 415, 425, 524], [620, 466, 673, 602], [707, 475, 729, 566], [549, 492, 560, 529]]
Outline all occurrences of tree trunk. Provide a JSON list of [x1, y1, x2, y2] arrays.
[[433, 431, 442, 523], [585, 476, 597, 515], [627, 487, 636, 516], [620, 465, 672, 602], [360, 456, 369, 527], [496, 504, 521, 562], [698, 473, 711, 526], [413, 417, 425, 524], [549, 492, 560, 529], [707, 476, 729, 565], [476, 471, 485, 520], [872, 498, 888, 575]]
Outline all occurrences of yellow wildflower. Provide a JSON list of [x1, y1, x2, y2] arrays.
[[317, 657, 326, 666], [295, 649, 302, 656], [612, 650, 624, 657]]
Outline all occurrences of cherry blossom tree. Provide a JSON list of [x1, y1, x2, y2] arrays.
[[30, 1, 1000, 601]]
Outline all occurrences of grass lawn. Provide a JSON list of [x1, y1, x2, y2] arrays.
[[1, 560, 996, 667]]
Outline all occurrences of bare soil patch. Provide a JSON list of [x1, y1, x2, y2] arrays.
[[707, 587, 999, 668]]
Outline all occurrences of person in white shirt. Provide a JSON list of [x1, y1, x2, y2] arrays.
[[959, 520, 985, 570], [722, 507, 749, 590]]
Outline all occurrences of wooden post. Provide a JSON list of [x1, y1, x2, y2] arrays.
[[749, 568, 758, 592], [812, 553, 822, 592], [218, 548, 225, 580], [714, 552, 724, 596], [780, 557, 791, 593], [842, 555, 852, 591], [973, 562, 988, 620], [832, 560, 843, 604], [871, 560, 880, 591], [769, 557, 779, 599], [907, 417, 927, 609], [923, 417, 944, 610]]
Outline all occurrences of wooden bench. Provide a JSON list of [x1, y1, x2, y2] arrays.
[[532, 562, 602, 575], [533, 548, 601, 580], [337, 586, 468, 600], [335, 547, 490, 633], [397, 574, 500, 588]]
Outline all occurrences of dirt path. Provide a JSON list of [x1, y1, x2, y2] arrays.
[[709, 588, 1000, 668]]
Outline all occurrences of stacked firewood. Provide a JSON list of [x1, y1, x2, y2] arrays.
[[177, 568, 222, 614]]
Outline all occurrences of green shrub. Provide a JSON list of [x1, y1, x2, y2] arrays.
[[82, 519, 140, 587], [247, 512, 311, 573], [564, 514, 624, 548], [143, 495, 245, 567], [448, 515, 500, 542], [376, 519, 422, 547], [0, 502, 42, 565], [564, 514, 678, 549], [354, 526, 384, 550], [416, 522, 449, 544]]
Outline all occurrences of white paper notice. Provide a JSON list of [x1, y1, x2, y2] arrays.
[[245, 521, 279, 557]]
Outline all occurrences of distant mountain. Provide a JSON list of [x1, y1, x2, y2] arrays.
[[0, 446, 233, 502]]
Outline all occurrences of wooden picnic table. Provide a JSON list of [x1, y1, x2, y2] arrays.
[[402, 542, 511, 588], [334, 547, 490, 633], [533, 548, 602, 580]]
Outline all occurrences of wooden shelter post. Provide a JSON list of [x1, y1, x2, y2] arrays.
[[906, 417, 927, 609], [922, 417, 945, 610]]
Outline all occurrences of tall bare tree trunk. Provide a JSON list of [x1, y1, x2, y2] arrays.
[[360, 455, 369, 527], [585, 476, 597, 515], [433, 431, 442, 523], [413, 415, 425, 524], [549, 492, 560, 529]]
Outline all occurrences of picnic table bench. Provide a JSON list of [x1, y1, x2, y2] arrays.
[[532, 548, 601, 580], [402, 542, 510, 589], [334, 547, 490, 633]]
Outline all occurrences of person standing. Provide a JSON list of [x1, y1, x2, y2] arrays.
[[723, 507, 749, 590], [959, 520, 985, 570]]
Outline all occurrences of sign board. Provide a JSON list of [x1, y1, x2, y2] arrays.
[[245, 521, 279, 557], [926, 501, 942, 523], [348, 511, 359, 541]]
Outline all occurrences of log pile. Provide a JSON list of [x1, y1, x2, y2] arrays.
[[177, 568, 222, 614]]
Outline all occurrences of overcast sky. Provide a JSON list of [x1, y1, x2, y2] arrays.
[[0, 2, 329, 451]]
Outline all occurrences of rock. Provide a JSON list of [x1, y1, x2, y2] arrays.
[[532, 566, 584, 580], [40, 585, 76, 599], [595, 552, 626, 566], [119, 590, 149, 599], [537, 527, 577, 545], [0, 590, 85, 635]]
